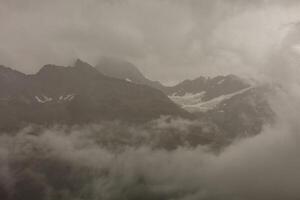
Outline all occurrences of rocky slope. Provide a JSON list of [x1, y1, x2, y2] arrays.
[[0, 60, 189, 131], [93, 58, 274, 140]]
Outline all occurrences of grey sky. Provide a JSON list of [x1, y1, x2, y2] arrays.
[[0, 0, 300, 84]]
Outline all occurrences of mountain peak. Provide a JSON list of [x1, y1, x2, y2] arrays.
[[95, 57, 164, 89], [74, 59, 91, 68], [0, 65, 26, 81], [0, 65, 11, 71], [37, 64, 66, 75], [73, 59, 101, 75], [0, 65, 23, 74]]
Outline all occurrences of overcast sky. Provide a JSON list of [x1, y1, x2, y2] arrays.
[[1, 0, 300, 84]]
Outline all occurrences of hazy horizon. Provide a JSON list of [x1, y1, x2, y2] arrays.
[[1, 0, 300, 84]]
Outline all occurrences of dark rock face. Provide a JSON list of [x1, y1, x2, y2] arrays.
[[196, 86, 275, 140], [0, 57, 274, 142], [164, 74, 274, 140], [0, 60, 189, 131], [80, 57, 275, 140], [164, 74, 250, 100]]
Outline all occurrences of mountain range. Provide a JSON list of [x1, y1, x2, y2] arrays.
[[0, 59, 188, 131], [94, 57, 274, 140], [0, 57, 274, 144], [95, 57, 165, 90]]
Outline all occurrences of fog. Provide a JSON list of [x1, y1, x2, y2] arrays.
[[1, 46, 300, 199], [0, 86, 300, 200], [1, 0, 300, 84], [1, 1, 300, 199]]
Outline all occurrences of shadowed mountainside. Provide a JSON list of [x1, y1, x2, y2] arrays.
[[0, 60, 189, 131]]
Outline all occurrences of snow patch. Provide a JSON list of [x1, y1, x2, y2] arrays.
[[35, 95, 52, 103], [171, 87, 252, 113], [169, 91, 206, 106], [217, 79, 225, 85], [43, 95, 52, 101], [125, 78, 132, 82], [60, 94, 75, 101], [35, 94, 75, 103]]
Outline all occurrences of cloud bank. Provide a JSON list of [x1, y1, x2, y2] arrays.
[[1, 1, 300, 200], [0, 93, 299, 200], [1, 0, 300, 84]]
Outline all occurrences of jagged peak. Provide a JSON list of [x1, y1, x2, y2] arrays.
[[72, 59, 101, 76], [0, 65, 10, 70], [194, 76, 210, 81], [180, 74, 247, 85], [37, 64, 67, 75], [0, 65, 25, 76], [74, 59, 92, 68], [35, 59, 100, 77], [178, 76, 208, 85], [0, 65, 15, 72]]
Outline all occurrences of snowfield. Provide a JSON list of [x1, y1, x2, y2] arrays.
[[169, 87, 252, 113]]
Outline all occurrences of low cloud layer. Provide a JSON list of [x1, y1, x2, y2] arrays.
[[1, 1, 300, 199], [1, 48, 300, 199], [0, 67, 299, 199], [1, 0, 300, 84], [0, 91, 299, 200]]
